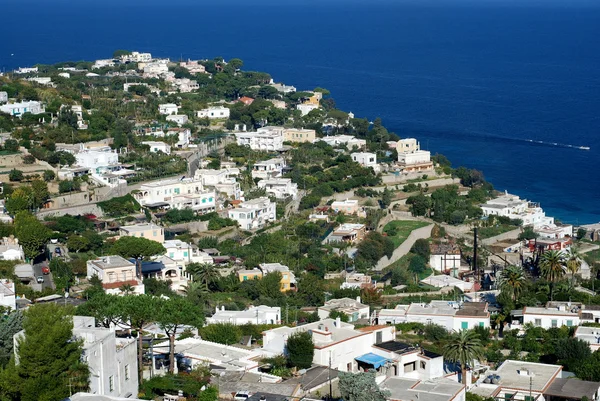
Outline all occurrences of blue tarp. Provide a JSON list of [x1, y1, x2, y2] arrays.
[[355, 353, 389, 369]]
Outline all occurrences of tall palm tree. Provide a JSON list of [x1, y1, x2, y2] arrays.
[[565, 247, 582, 289], [497, 265, 527, 302], [187, 263, 220, 289], [539, 250, 566, 300], [443, 330, 485, 385], [119, 283, 135, 295]]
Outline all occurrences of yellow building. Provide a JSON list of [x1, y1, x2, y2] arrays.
[[237, 263, 297, 292], [283, 128, 316, 143]]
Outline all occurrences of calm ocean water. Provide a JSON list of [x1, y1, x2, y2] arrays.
[[1, 0, 599, 224]]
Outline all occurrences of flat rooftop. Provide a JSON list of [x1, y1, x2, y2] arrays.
[[491, 360, 562, 392], [382, 377, 464, 401], [523, 306, 579, 316], [89, 255, 134, 270]]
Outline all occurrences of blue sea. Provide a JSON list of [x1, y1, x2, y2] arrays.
[[1, 0, 599, 224]]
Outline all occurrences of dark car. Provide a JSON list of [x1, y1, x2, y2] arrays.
[[55, 247, 61, 255]]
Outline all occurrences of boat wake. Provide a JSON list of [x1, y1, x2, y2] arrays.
[[525, 139, 590, 150]]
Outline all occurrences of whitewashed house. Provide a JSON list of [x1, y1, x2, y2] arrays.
[[73, 316, 139, 398], [142, 141, 171, 155], [0, 101, 45, 117], [235, 131, 284, 151], [251, 158, 285, 180], [196, 106, 230, 119], [0, 279, 16, 312], [207, 305, 281, 325], [228, 197, 276, 230], [351, 152, 379, 172], [134, 177, 216, 214], [257, 178, 298, 199], [318, 297, 369, 322], [166, 114, 188, 126], [262, 318, 395, 373], [158, 103, 179, 115], [195, 168, 242, 200], [522, 304, 580, 329], [0, 237, 25, 261], [480, 192, 554, 228]]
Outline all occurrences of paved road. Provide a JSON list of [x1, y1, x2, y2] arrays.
[[33, 262, 54, 290]]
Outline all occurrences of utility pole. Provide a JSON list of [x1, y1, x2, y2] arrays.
[[473, 227, 479, 285], [328, 351, 332, 400]]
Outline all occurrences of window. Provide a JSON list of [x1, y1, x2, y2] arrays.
[[567, 320, 573, 327], [376, 331, 383, 344], [461, 321, 468, 330], [125, 364, 130, 381], [170, 252, 175, 258], [420, 361, 426, 370], [504, 394, 514, 401], [153, 231, 157, 236], [551, 319, 558, 328], [243, 276, 248, 281], [535, 319, 542, 326], [109, 375, 114, 392], [183, 251, 188, 257], [524, 397, 534, 401], [404, 362, 416, 373], [479, 322, 485, 327]]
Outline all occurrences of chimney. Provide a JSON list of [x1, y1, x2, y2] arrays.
[[222, 306, 225, 311], [336, 317, 341, 328], [216, 306, 219, 313], [356, 296, 361, 304]]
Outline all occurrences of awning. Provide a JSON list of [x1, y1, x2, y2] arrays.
[[355, 353, 390, 369]]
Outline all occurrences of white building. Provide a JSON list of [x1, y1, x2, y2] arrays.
[[75, 149, 119, 173], [172, 78, 199, 93], [522, 305, 580, 329], [480, 193, 554, 228], [472, 360, 568, 401], [378, 301, 490, 331], [0, 279, 16, 312], [429, 243, 462, 272], [163, 239, 213, 267], [26, 77, 52, 86], [351, 152, 379, 172], [235, 131, 284, 152], [262, 318, 396, 373], [195, 168, 242, 200], [340, 272, 374, 290], [320, 135, 366, 150], [134, 177, 216, 214], [207, 305, 281, 325], [318, 297, 369, 322], [257, 178, 298, 199], [142, 59, 169, 75], [420, 275, 475, 293], [228, 197, 276, 230], [251, 158, 285, 180], [86, 256, 144, 295], [165, 114, 188, 126], [0, 237, 25, 261], [0, 101, 45, 117], [396, 138, 433, 173], [121, 51, 152, 63], [73, 316, 139, 398], [142, 141, 171, 155], [382, 377, 465, 401], [167, 128, 191, 148], [92, 59, 115, 69], [14, 67, 38, 74], [0, 91, 7, 103], [158, 103, 179, 115], [574, 326, 600, 352], [297, 103, 319, 116], [197, 106, 230, 119], [270, 82, 297, 93]]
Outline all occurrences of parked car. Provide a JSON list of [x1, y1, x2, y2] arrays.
[[55, 247, 61, 255], [37, 276, 44, 283], [42, 265, 50, 275], [234, 391, 251, 401]]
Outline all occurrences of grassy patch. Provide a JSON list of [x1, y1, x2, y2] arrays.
[[383, 220, 429, 248], [476, 224, 518, 239]]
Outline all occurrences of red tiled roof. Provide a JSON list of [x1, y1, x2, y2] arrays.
[[102, 280, 140, 290]]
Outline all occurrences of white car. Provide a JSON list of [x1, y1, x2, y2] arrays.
[[234, 391, 251, 401], [37, 276, 44, 284]]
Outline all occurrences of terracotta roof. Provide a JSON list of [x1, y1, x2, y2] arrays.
[[357, 325, 389, 333], [102, 280, 139, 290]]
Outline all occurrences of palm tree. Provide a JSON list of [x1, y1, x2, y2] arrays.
[[566, 247, 582, 289], [182, 281, 210, 306], [539, 250, 566, 300], [119, 283, 135, 295], [187, 263, 220, 289], [497, 265, 527, 302], [443, 330, 485, 385]]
